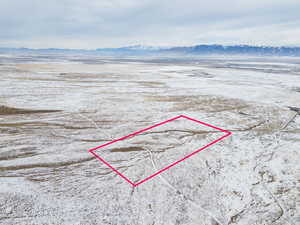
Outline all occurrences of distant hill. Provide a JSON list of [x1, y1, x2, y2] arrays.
[[1, 44, 300, 56]]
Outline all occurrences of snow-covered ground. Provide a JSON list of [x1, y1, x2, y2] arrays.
[[0, 55, 299, 225]]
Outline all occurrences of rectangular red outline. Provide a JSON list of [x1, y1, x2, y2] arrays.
[[89, 115, 231, 187]]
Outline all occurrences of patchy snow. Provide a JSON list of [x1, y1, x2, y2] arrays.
[[0, 55, 299, 225]]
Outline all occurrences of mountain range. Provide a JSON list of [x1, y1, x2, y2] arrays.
[[1, 44, 300, 56]]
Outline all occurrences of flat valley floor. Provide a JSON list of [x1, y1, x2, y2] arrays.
[[0, 55, 299, 225]]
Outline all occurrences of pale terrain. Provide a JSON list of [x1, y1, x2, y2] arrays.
[[0, 54, 299, 225]]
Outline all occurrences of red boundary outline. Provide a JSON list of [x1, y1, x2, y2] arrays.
[[88, 115, 231, 187]]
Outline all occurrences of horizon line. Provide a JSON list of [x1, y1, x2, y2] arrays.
[[1, 43, 300, 51]]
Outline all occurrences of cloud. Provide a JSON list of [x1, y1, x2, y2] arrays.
[[1, 0, 300, 48]]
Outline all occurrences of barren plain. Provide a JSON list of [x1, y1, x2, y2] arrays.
[[0, 54, 299, 225]]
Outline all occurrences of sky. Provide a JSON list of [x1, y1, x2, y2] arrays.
[[1, 0, 300, 49]]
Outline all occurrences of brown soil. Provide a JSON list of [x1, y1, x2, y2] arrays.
[[0, 105, 61, 115]]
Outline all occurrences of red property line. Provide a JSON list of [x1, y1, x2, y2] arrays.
[[134, 131, 231, 186], [90, 150, 136, 186], [89, 115, 182, 152], [89, 115, 232, 187]]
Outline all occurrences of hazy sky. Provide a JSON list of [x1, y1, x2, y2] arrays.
[[1, 0, 300, 48]]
